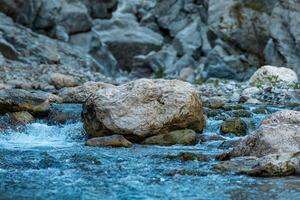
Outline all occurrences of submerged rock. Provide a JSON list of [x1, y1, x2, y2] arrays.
[[85, 135, 132, 148], [164, 152, 208, 162], [142, 129, 197, 146], [83, 79, 205, 140]]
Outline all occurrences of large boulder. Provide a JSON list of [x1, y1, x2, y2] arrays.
[[83, 79, 205, 141], [230, 110, 300, 158], [0, 89, 50, 114], [249, 65, 298, 86]]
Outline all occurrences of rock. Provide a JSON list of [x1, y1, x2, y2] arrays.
[[164, 152, 208, 162], [230, 110, 300, 158], [204, 96, 228, 109], [9, 111, 34, 125], [85, 135, 132, 148], [230, 110, 253, 118], [220, 117, 247, 136], [213, 156, 259, 174], [143, 129, 197, 146], [249, 65, 298, 86], [93, 14, 163, 69], [243, 153, 300, 177], [49, 73, 79, 89], [0, 0, 23, 19], [48, 104, 82, 124], [0, 89, 50, 114], [58, 81, 114, 103], [83, 79, 205, 139], [82, 0, 117, 19], [0, 34, 19, 60]]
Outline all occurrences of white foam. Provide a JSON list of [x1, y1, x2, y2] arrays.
[[0, 122, 83, 150]]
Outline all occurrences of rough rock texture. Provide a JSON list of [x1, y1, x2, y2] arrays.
[[0, 89, 50, 114], [83, 79, 205, 140], [49, 73, 79, 89], [9, 111, 34, 125], [230, 110, 300, 158], [85, 135, 132, 148], [249, 65, 298, 86], [142, 129, 197, 146], [221, 117, 247, 136]]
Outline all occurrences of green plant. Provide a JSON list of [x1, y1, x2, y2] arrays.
[[153, 67, 165, 79]]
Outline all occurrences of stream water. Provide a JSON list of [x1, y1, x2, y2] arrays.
[[0, 105, 299, 200]]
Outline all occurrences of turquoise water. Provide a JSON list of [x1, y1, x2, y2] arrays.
[[0, 105, 299, 200]]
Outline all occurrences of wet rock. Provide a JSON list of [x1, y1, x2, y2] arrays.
[[249, 65, 298, 87], [213, 157, 259, 174], [9, 111, 34, 125], [49, 73, 79, 89], [230, 110, 300, 158], [83, 79, 205, 139], [166, 170, 208, 177], [243, 153, 300, 177], [85, 135, 132, 148], [222, 104, 244, 111], [142, 129, 197, 146], [204, 96, 228, 109], [164, 152, 208, 162], [58, 81, 114, 103], [48, 104, 82, 124], [0, 89, 50, 114], [230, 110, 253, 118], [220, 117, 247, 136], [252, 107, 270, 115]]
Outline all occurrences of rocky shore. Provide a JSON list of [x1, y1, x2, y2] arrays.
[[0, 1, 300, 197]]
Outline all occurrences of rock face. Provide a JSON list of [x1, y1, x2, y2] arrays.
[[230, 110, 300, 158], [142, 129, 197, 146], [0, 89, 50, 114], [83, 79, 205, 141], [85, 135, 132, 148], [249, 65, 298, 86]]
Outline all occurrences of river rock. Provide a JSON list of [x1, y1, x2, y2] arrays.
[[244, 153, 300, 177], [220, 117, 247, 136], [58, 81, 114, 103], [230, 110, 300, 158], [49, 73, 79, 89], [249, 65, 298, 86], [142, 129, 197, 146], [85, 135, 132, 148], [83, 79, 205, 140], [0, 89, 50, 114], [9, 111, 34, 125]]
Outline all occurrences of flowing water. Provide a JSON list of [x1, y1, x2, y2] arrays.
[[0, 105, 299, 200]]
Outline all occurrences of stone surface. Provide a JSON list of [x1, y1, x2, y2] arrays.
[[83, 79, 205, 139], [142, 129, 197, 146], [0, 89, 50, 114], [221, 117, 247, 136], [49, 73, 79, 89], [249, 65, 298, 86], [9, 111, 34, 125], [85, 135, 132, 148], [230, 110, 300, 158]]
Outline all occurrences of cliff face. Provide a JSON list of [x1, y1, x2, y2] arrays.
[[0, 0, 299, 82]]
